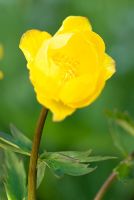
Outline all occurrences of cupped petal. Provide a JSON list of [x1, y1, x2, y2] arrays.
[[19, 29, 51, 63], [30, 67, 63, 100], [89, 32, 105, 63], [77, 55, 115, 108], [59, 75, 97, 107], [78, 55, 115, 108], [36, 93, 75, 121], [55, 16, 92, 35], [48, 33, 73, 49], [74, 74, 105, 108], [80, 31, 105, 66], [37, 32, 100, 104], [48, 32, 99, 79], [103, 53, 116, 80], [31, 32, 100, 102]]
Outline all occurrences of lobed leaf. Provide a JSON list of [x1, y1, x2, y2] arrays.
[[4, 151, 27, 200], [37, 161, 46, 188], [40, 150, 115, 177], [0, 142, 29, 156], [0, 131, 19, 149], [10, 124, 32, 152], [106, 110, 134, 137], [46, 156, 95, 177], [0, 124, 32, 156], [0, 151, 7, 200], [114, 159, 134, 181]]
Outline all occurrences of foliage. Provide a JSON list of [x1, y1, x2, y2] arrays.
[[4, 151, 27, 200], [1, 0, 134, 199], [0, 125, 115, 199], [107, 110, 134, 182]]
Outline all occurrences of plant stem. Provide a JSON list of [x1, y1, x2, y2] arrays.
[[94, 172, 117, 200], [94, 152, 134, 200], [28, 107, 48, 200]]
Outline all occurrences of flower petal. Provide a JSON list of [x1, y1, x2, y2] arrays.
[[31, 32, 99, 103], [36, 93, 75, 121], [80, 31, 105, 65], [59, 75, 100, 108], [19, 16, 116, 122], [89, 32, 105, 63], [19, 29, 51, 62], [103, 53, 116, 80], [55, 16, 92, 35], [74, 74, 105, 108], [48, 32, 99, 78]]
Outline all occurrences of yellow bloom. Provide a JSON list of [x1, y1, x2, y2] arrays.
[[0, 44, 4, 80], [19, 16, 115, 121]]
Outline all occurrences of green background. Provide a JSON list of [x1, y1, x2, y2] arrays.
[[0, 0, 134, 199]]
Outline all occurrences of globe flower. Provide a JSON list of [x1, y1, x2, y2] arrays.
[[0, 44, 4, 80], [19, 16, 115, 121]]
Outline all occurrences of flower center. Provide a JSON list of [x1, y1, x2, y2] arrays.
[[52, 52, 79, 81]]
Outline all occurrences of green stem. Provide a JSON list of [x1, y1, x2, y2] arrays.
[[28, 107, 48, 200], [94, 152, 134, 200], [94, 172, 117, 200]]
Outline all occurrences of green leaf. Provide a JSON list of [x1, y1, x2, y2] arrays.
[[37, 161, 46, 188], [106, 110, 134, 156], [113, 151, 134, 181], [4, 151, 27, 200], [0, 131, 30, 156], [40, 150, 115, 177], [114, 162, 131, 180], [114, 159, 134, 181], [0, 131, 19, 149], [81, 155, 116, 162], [0, 152, 7, 200], [9, 124, 43, 155], [110, 124, 127, 156], [0, 185, 7, 200], [0, 141, 29, 156], [57, 149, 92, 159], [106, 110, 134, 137], [0, 132, 28, 155], [46, 156, 95, 177], [50, 151, 116, 163], [10, 124, 32, 153]]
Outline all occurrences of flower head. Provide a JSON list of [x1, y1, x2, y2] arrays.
[[0, 44, 4, 80], [19, 16, 115, 121]]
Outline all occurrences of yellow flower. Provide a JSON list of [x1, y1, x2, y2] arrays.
[[0, 44, 4, 80], [19, 16, 115, 121]]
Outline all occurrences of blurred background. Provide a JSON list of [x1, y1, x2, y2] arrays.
[[0, 0, 134, 199]]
